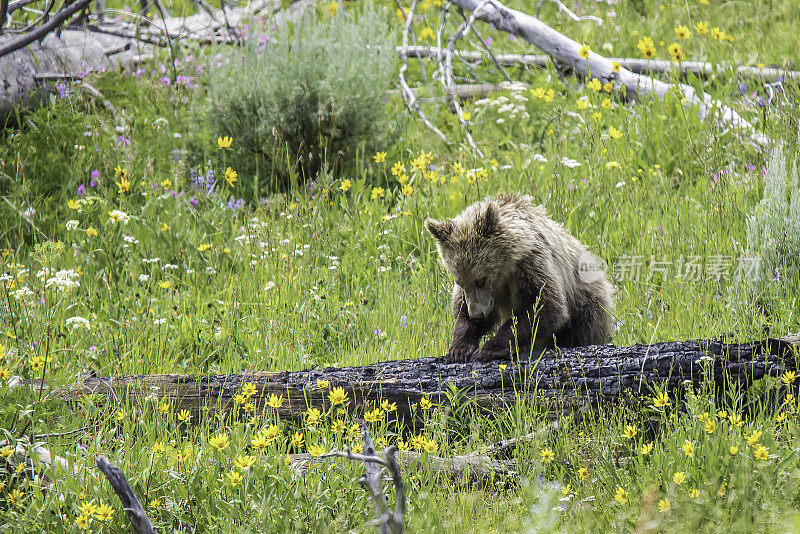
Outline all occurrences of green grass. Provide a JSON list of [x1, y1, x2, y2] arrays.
[[1, 0, 800, 531]]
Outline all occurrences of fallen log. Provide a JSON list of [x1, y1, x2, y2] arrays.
[[397, 46, 800, 84], [60, 336, 799, 426]]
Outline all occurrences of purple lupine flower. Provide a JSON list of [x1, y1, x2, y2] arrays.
[[190, 197, 199, 207], [400, 315, 407, 330], [158, 76, 171, 86], [77, 183, 85, 197], [55, 83, 70, 99], [739, 82, 748, 96], [117, 135, 130, 147], [227, 197, 245, 210]]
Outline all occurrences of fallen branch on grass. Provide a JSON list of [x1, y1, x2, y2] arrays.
[[396, 46, 800, 83], [291, 445, 516, 486], [60, 336, 799, 427], [96, 455, 156, 534], [447, 0, 768, 145]]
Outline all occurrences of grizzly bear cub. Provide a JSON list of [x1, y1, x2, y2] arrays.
[[425, 193, 614, 362]]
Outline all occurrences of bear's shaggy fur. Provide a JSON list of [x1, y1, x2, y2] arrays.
[[424, 193, 614, 362]]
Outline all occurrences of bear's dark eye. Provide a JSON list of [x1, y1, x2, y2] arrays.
[[475, 276, 487, 289]]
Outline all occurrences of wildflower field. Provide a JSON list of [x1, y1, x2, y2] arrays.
[[1, 0, 800, 531]]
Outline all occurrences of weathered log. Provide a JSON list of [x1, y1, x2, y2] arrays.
[[61, 337, 799, 426], [397, 46, 800, 84]]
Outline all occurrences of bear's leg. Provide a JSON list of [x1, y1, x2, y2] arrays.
[[472, 291, 568, 361], [445, 295, 496, 362]]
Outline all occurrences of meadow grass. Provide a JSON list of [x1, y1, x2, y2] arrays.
[[1, 0, 800, 531]]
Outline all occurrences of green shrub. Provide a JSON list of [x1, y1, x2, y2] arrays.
[[746, 137, 800, 295], [201, 6, 397, 193]]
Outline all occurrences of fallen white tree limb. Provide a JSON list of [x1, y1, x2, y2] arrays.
[[397, 45, 800, 83], [447, 0, 768, 145], [0, 0, 308, 118]]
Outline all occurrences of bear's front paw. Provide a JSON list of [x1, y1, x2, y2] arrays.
[[469, 347, 511, 362], [444, 344, 475, 363]]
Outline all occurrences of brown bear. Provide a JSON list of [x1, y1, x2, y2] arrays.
[[424, 193, 614, 362]]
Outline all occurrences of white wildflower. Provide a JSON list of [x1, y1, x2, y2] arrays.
[[65, 220, 79, 230], [66, 316, 91, 330]]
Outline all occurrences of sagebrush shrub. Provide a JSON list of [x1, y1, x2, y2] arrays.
[[746, 138, 800, 294], [201, 6, 396, 193]]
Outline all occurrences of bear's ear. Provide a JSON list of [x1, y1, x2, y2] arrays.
[[424, 218, 454, 242], [479, 203, 498, 236]]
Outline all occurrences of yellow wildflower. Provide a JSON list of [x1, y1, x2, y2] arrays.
[[217, 136, 233, 149], [152, 442, 166, 455], [614, 486, 628, 504], [672, 471, 686, 484], [227, 470, 243, 486], [608, 126, 623, 139], [339, 179, 352, 192], [291, 431, 304, 447], [695, 21, 709, 35], [177, 409, 190, 423], [234, 454, 256, 470], [623, 425, 637, 439], [308, 444, 326, 457], [242, 382, 257, 398], [224, 167, 238, 186], [329, 387, 347, 405], [640, 442, 654, 455], [746, 430, 762, 447], [86, 226, 99, 237], [658, 498, 670, 512], [540, 448, 555, 464], [370, 187, 385, 200], [753, 444, 768, 461], [94, 503, 114, 521], [586, 78, 602, 92], [391, 162, 405, 176], [667, 42, 685, 62], [578, 43, 590, 59], [116, 177, 131, 194], [209, 433, 230, 451], [578, 467, 589, 480], [267, 394, 284, 408], [682, 441, 695, 458], [75, 515, 89, 529], [637, 37, 656, 59], [674, 25, 691, 39], [781, 371, 796, 385]]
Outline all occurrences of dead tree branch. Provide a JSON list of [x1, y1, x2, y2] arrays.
[[319, 426, 405, 534], [96, 455, 156, 534], [398, 0, 450, 144], [0, 0, 90, 58], [448, 0, 768, 145], [397, 46, 800, 83]]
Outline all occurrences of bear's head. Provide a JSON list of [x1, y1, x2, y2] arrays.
[[425, 202, 507, 320]]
